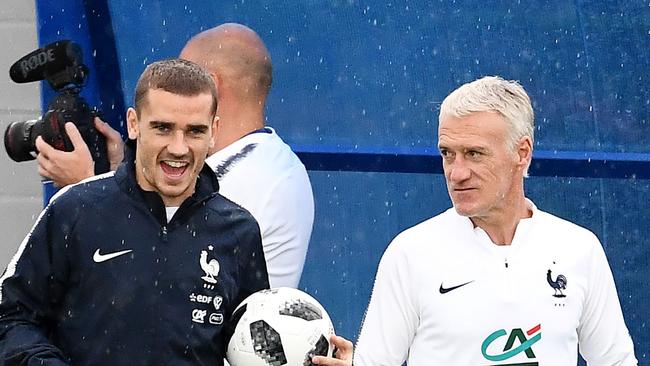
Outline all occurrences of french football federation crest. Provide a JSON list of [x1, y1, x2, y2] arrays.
[[200, 246, 220, 284], [546, 269, 567, 298]]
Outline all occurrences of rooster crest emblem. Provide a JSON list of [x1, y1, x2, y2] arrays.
[[547, 269, 567, 298], [200, 247, 220, 284]]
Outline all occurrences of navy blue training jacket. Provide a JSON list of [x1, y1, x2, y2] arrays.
[[0, 143, 269, 365]]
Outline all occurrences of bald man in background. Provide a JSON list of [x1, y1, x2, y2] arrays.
[[36, 23, 314, 289], [182, 24, 314, 289]]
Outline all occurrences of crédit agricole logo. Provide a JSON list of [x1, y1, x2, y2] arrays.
[[481, 324, 541, 365]]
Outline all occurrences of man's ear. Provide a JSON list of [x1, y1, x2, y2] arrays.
[[126, 107, 139, 140], [210, 73, 220, 93], [516, 136, 533, 171], [210, 72, 226, 104], [209, 115, 220, 149]]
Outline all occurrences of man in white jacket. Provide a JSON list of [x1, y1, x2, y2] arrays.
[[348, 76, 637, 366], [180, 24, 314, 289]]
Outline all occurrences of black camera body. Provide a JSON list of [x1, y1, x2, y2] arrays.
[[3, 40, 109, 175]]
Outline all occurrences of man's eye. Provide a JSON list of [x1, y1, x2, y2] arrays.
[[154, 125, 171, 133], [189, 128, 206, 136], [468, 151, 482, 158], [440, 150, 455, 159]]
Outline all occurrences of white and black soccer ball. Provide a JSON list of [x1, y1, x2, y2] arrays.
[[226, 287, 335, 366]]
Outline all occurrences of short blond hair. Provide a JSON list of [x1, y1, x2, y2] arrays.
[[439, 76, 534, 151]]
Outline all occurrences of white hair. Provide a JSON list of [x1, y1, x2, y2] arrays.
[[439, 75, 535, 175]]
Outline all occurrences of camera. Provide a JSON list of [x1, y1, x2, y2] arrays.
[[3, 40, 109, 175]]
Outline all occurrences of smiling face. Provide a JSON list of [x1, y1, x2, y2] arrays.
[[438, 111, 530, 222], [127, 88, 216, 206]]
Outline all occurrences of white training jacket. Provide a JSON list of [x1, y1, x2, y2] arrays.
[[355, 200, 637, 366], [206, 127, 314, 289]]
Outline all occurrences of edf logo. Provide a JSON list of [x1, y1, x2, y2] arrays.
[[481, 324, 541, 365]]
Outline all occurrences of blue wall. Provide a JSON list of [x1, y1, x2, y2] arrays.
[[35, 1, 649, 364]]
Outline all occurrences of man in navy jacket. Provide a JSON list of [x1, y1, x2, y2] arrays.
[[0, 58, 269, 365]]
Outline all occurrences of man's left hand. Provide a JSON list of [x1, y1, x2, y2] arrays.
[[312, 335, 353, 366], [36, 122, 95, 187]]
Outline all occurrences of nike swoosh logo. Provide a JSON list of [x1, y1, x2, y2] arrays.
[[439, 280, 474, 294], [93, 249, 133, 263]]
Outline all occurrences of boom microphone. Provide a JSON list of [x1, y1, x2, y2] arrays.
[[9, 40, 84, 85]]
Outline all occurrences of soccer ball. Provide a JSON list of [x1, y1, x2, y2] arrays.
[[227, 287, 335, 366]]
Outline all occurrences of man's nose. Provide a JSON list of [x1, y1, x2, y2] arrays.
[[448, 158, 471, 182], [167, 131, 189, 156]]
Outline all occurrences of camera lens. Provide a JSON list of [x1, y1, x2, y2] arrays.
[[4, 120, 38, 162]]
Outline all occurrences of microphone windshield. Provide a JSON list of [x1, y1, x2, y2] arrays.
[[9, 40, 81, 84]]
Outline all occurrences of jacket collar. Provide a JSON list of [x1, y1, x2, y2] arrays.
[[115, 139, 219, 226]]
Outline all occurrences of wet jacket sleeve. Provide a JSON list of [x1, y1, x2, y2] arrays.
[[577, 234, 638, 365], [221, 216, 270, 347], [0, 205, 71, 365], [236, 218, 270, 304], [354, 237, 418, 366]]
